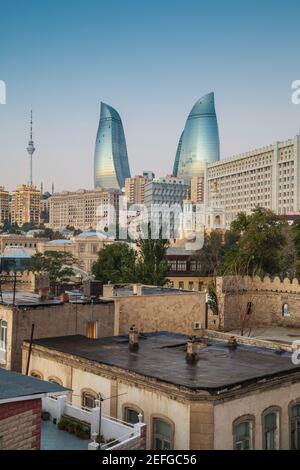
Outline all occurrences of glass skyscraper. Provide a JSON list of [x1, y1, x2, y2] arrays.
[[173, 92, 220, 182], [94, 102, 131, 189]]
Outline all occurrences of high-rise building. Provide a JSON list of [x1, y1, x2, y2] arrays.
[[125, 175, 148, 205], [205, 134, 300, 226], [11, 185, 40, 227], [0, 186, 9, 227], [191, 176, 205, 203], [173, 92, 220, 183], [144, 177, 190, 208], [49, 188, 121, 230], [94, 102, 131, 190]]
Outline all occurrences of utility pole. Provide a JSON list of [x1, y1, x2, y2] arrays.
[[97, 392, 127, 450]]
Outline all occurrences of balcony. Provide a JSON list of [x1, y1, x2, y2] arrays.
[[42, 396, 146, 450]]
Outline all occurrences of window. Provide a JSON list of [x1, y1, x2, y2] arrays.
[[0, 320, 7, 351], [282, 303, 291, 317], [290, 404, 300, 449], [263, 409, 280, 450], [178, 281, 184, 289], [82, 391, 97, 410], [30, 371, 43, 379], [124, 407, 141, 425], [233, 419, 253, 450], [177, 261, 187, 272], [188, 281, 194, 290], [152, 418, 173, 450]]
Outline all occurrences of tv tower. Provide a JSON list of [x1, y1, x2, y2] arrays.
[[26, 110, 35, 186]]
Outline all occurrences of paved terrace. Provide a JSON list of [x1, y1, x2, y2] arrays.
[[30, 332, 300, 394]]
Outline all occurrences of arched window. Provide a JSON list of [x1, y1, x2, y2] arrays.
[[81, 389, 98, 410], [123, 404, 143, 425], [30, 370, 43, 380], [262, 407, 281, 450], [152, 416, 174, 450], [233, 415, 254, 450], [282, 303, 291, 317], [289, 401, 300, 449], [48, 376, 63, 386]]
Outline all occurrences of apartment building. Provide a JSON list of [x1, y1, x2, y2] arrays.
[[0, 187, 9, 227], [49, 188, 121, 230], [125, 175, 147, 205], [191, 176, 204, 203], [205, 135, 300, 226], [11, 185, 40, 227]]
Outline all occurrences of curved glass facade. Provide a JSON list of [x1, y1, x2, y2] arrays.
[[174, 92, 220, 181], [94, 102, 131, 189], [172, 131, 183, 177]]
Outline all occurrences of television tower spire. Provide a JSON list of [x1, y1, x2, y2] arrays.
[[26, 110, 35, 186]]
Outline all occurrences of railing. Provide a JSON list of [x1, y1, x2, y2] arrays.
[[42, 395, 145, 450]]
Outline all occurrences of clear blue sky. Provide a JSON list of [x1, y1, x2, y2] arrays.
[[1, 0, 300, 192]]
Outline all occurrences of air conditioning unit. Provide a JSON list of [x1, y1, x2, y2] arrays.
[[192, 322, 202, 330]]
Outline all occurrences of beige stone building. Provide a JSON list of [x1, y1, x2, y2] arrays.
[[11, 185, 40, 227], [36, 231, 114, 274], [125, 175, 147, 205], [49, 188, 120, 230], [205, 134, 300, 226], [191, 176, 204, 203], [0, 234, 48, 254], [23, 330, 300, 450], [0, 284, 205, 372], [0, 186, 9, 227]]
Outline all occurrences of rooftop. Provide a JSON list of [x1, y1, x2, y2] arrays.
[[29, 332, 300, 394], [0, 291, 63, 307], [104, 284, 199, 297], [0, 368, 68, 402]]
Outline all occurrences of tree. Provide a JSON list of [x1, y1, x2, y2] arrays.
[[30, 251, 76, 293], [193, 231, 225, 276], [224, 207, 288, 276], [136, 226, 169, 286], [92, 243, 137, 284], [34, 228, 66, 240]]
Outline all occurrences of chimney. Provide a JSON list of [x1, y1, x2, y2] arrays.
[[132, 284, 142, 295], [186, 336, 197, 361], [102, 284, 114, 298], [228, 336, 237, 350], [129, 325, 139, 352]]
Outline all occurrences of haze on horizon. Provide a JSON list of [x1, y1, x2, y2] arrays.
[[1, 0, 300, 193]]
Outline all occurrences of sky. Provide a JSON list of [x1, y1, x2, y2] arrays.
[[1, 0, 300, 192]]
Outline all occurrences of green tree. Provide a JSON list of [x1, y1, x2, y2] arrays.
[[224, 207, 288, 276], [30, 251, 76, 292], [193, 231, 225, 276], [92, 243, 137, 284], [136, 226, 169, 286]]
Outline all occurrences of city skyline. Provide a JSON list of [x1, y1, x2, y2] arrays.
[[1, 0, 300, 193]]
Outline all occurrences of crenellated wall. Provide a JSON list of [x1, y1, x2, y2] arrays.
[[208, 275, 300, 331]]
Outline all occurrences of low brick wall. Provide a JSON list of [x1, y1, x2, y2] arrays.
[[0, 399, 42, 450]]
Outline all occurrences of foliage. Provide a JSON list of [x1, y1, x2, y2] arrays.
[[207, 278, 219, 316], [30, 251, 76, 289], [34, 228, 66, 240], [193, 231, 225, 276], [136, 225, 169, 286], [92, 243, 137, 284], [223, 207, 288, 276]]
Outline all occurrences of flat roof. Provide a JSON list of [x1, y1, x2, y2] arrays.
[[0, 368, 68, 401], [0, 291, 63, 307], [110, 285, 198, 297], [29, 332, 300, 393]]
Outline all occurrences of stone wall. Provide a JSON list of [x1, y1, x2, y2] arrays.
[[189, 402, 214, 450], [207, 276, 300, 331], [115, 292, 206, 337], [0, 301, 114, 372], [0, 399, 41, 450]]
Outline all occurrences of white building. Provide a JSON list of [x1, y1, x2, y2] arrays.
[[205, 135, 300, 226]]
